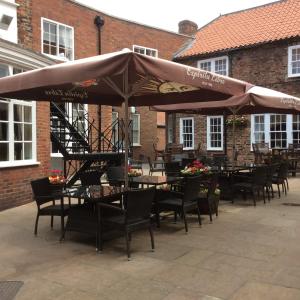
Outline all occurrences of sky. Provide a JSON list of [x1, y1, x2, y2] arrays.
[[76, 0, 278, 32]]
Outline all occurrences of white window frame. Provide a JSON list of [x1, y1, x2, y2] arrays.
[[0, 99, 37, 168], [133, 45, 158, 57], [131, 113, 140, 146], [288, 45, 300, 78], [179, 117, 194, 150], [197, 56, 229, 76], [251, 114, 294, 150], [207, 116, 223, 151], [292, 115, 300, 144], [251, 114, 266, 149], [41, 17, 74, 61]]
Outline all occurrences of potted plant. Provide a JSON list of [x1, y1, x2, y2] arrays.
[[180, 160, 211, 176]]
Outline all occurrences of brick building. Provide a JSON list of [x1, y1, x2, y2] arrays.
[[170, 0, 300, 163], [0, 0, 190, 210]]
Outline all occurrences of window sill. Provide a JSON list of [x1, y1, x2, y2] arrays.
[[287, 73, 300, 79], [133, 144, 142, 147], [42, 53, 72, 62], [51, 153, 63, 158], [207, 148, 224, 151], [0, 161, 40, 169]]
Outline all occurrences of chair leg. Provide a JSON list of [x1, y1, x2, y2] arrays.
[[182, 211, 188, 233], [98, 219, 103, 252], [286, 179, 289, 190], [50, 215, 54, 229], [149, 225, 155, 251], [207, 202, 213, 223], [266, 186, 270, 202], [252, 190, 256, 206], [60, 216, 65, 241], [125, 229, 131, 260], [277, 184, 281, 198], [262, 188, 266, 204], [283, 182, 287, 195], [196, 202, 202, 226], [174, 212, 177, 223], [34, 213, 39, 236], [271, 185, 274, 198]]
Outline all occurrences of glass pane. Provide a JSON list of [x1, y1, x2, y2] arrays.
[[0, 123, 8, 141], [24, 106, 32, 122], [14, 124, 23, 141], [0, 143, 8, 161], [0, 102, 8, 121], [14, 105, 22, 122], [24, 143, 32, 160], [0, 65, 9, 78], [14, 143, 23, 160], [24, 124, 32, 141]]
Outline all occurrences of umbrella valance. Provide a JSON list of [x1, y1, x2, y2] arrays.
[[151, 86, 300, 114], [0, 49, 251, 106]]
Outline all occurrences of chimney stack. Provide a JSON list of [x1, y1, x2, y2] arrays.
[[178, 20, 198, 36]]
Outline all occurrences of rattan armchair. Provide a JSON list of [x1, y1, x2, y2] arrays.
[[98, 187, 156, 260]]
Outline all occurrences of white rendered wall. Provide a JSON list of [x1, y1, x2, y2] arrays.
[[0, 0, 18, 43]]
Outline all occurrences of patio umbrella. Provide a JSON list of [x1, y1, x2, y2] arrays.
[[152, 86, 300, 162], [0, 48, 251, 187]]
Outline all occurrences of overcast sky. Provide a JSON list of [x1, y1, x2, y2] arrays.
[[76, 0, 278, 32]]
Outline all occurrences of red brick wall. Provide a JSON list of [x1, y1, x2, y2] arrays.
[[174, 40, 300, 163], [0, 0, 189, 210]]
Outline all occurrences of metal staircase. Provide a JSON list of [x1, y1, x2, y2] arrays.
[[50, 102, 131, 186]]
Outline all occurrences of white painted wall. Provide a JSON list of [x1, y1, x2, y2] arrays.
[[0, 0, 18, 43]]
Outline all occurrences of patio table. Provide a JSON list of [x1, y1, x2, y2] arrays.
[[63, 185, 129, 250], [128, 175, 181, 186]]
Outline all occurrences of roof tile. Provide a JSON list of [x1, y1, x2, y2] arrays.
[[177, 0, 300, 59]]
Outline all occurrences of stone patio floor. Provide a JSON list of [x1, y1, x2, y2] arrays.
[[1, 178, 300, 300]]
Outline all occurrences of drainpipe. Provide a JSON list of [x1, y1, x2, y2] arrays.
[[94, 15, 105, 151]]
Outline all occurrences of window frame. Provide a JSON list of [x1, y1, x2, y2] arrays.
[[197, 56, 229, 76], [179, 117, 194, 150], [133, 45, 158, 57], [41, 17, 74, 61], [207, 116, 223, 151], [250, 114, 294, 150], [288, 45, 300, 78], [0, 97, 37, 168], [131, 113, 141, 146]]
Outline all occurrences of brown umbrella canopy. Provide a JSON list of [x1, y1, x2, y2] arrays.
[[0, 49, 251, 106], [151, 86, 300, 114]]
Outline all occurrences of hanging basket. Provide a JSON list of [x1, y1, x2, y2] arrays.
[[225, 116, 248, 127]]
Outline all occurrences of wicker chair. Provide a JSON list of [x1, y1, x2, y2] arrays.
[[98, 187, 156, 260], [156, 176, 202, 232], [252, 142, 271, 164], [31, 177, 73, 239], [232, 166, 268, 206], [272, 162, 289, 198], [148, 157, 164, 176], [198, 174, 219, 222]]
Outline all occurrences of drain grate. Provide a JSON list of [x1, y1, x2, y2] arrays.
[[282, 203, 300, 207], [0, 281, 23, 300]]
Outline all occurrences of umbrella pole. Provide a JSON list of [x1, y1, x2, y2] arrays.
[[124, 95, 129, 189], [232, 112, 236, 165], [123, 66, 129, 189]]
